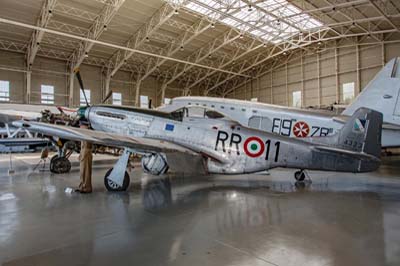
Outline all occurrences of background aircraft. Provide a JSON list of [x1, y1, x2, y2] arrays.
[[159, 57, 400, 148], [0, 104, 75, 153]]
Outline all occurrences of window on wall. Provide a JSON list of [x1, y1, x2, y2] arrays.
[[292, 91, 301, 107], [0, 80, 10, 102], [41, 85, 54, 104], [112, 92, 122, 105], [80, 89, 91, 106], [164, 98, 171, 105], [342, 82, 355, 104], [140, 95, 149, 108]]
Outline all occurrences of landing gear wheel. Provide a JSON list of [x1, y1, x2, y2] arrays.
[[50, 156, 71, 174], [50, 155, 58, 172], [104, 168, 130, 192], [294, 170, 306, 181]]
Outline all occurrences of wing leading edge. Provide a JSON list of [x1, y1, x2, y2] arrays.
[[12, 121, 228, 169], [12, 120, 195, 154]]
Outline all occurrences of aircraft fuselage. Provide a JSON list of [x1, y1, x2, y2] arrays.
[[85, 105, 379, 174]]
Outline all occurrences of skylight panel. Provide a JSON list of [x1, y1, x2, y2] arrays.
[[222, 17, 240, 27], [258, 0, 282, 10], [176, 0, 324, 44], [186, 2, 212, 15], [235, 12, 246, 20]]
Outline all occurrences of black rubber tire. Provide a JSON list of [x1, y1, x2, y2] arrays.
[[104, 168, 130, 192], [294, 170, 306, 181], [50, 157, 71, 174], [50, 155, 59, 172]]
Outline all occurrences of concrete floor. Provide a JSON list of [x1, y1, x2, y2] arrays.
[[1, 153, 400, 266]]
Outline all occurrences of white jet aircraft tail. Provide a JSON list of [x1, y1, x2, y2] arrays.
[[342, 57, 400, 126]]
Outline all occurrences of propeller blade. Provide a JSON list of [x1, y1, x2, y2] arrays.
[[74, 69, 89, 107], [102, 90, 113, 104], [56, 106, 65, 115]]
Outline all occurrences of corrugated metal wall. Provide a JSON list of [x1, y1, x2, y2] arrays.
[[228, 40, 400, 108], [0, 50, 171, 107]]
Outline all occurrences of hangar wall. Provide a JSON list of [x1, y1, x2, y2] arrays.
[[1, 39, 400, 109], [228, 40, 400, 108], [0, 50, 186, 107]]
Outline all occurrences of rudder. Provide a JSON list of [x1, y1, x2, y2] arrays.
[[338, 108, 383, 158]]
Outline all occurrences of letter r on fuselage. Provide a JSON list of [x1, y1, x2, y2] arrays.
[[215, 131, 229, 152], [230, 133, 241, 155]]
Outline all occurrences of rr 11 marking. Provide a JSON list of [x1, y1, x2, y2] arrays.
[[215, 131, 280, 161]]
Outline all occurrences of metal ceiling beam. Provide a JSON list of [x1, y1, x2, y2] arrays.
[[205, 27, 396, 94], [0, 39, 27, 53], [69, 0, 126, 71], [189, 12, 397, 93], [369, 0, 400, 32], [183, 39, 264, 91], [188, 0, 309, 45], [53, 3, 98, 22], [139, 16, 211, 81], [286, 0, 370, 20], [26, 0, 57, 69], [322, 0, 379, 42], [163, 28, 241, 87], [107, 2, 182, 79], [48, 20, 90, 37], [0, 17, 249, 76]]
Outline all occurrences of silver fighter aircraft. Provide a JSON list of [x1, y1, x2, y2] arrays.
[[160, 57, 400, 148], [13, 102, 383, 192]]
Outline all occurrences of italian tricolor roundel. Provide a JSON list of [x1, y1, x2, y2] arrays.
[[244, 137, 265, 158]]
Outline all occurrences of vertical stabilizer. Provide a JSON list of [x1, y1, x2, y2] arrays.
[[342, 57, 400, 125], [338, 108, 383, 158]]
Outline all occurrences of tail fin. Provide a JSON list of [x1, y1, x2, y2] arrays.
[[338, 107, 383, 157], [342, 57, 400, 126]]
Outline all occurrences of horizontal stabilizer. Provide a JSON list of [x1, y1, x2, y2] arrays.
[[312, 146, 380, 162]]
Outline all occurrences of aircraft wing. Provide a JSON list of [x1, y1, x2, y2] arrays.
[[11, 121, 227, 169], [12, 120, 195, 154], [312, 146, 380, 162]]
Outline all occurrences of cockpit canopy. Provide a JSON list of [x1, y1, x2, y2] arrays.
[[170, 106, 227, 121]]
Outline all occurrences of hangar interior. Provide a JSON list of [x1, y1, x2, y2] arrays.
[[1, 0, 400, 266], [0, 0, 399, 108]]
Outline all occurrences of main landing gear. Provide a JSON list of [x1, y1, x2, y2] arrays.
[[50, 141, 75, 174], [103, 149, 131, 192], [50, 155, 71, 174], [104, 168, 130, 191]]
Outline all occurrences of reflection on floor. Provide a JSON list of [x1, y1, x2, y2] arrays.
[[0, 153, 400, 266]]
